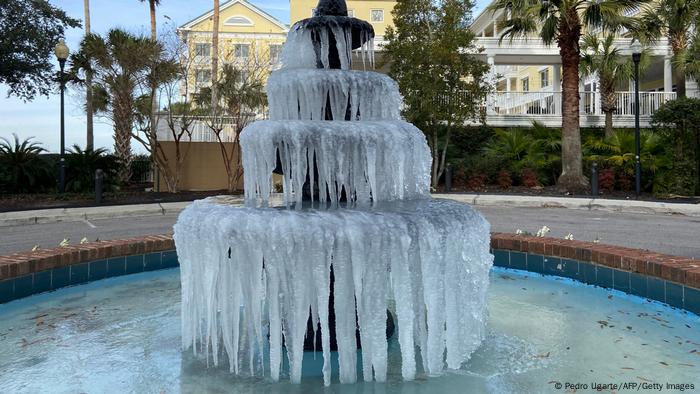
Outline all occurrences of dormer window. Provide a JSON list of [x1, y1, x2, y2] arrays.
[[224, 15, 253, 26]]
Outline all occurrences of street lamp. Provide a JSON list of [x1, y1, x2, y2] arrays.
[[54, 39, 69, 193], [630, 39, 642, 198]]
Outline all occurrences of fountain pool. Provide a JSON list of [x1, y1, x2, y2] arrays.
[[0, 268, 697, 393]]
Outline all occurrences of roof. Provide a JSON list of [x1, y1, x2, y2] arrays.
[[179, 0, 289, 32]]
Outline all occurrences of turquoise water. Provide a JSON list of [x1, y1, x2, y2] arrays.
[[0, 268, 698, 393]]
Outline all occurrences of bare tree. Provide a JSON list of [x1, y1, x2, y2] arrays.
[[210, 0, 220, 110], [197, 45, 269, 193], [132, 29, 196, 193]]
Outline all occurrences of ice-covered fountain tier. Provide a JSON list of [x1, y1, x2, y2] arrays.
[[173, 0, 493, 386]]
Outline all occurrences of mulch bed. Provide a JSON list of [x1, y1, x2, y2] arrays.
[[436, 185, 700, 204]]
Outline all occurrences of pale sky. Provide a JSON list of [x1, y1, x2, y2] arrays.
[[0, 0, 490, 153]]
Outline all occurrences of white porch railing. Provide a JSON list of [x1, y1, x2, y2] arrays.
[[491, 91, 676, 117]]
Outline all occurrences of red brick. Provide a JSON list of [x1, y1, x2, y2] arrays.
[[686, 269, 700, 288]]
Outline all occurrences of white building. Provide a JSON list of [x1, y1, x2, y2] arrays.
[[468, 3, 698, 127]]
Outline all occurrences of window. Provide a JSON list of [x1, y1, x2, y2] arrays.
[[237, 71, 249, 85], [196, 69, 212, 84], [540, 69, 549, 88], [195, 43, 211, 57], [269, 44, 282, 65], [371, 9, 384, 22], [347, 9, 354, 17], [224, 15, 253, 26], [521, 77, 529, 92], [234, 43, 250, 59]]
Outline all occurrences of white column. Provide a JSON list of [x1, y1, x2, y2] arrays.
[[487, 55, 496, 115], [664, 55, 673, 93], [506, 77, 511, 92], [594, 78, 602, 115], [552, 65, 561, 115], [579, 79, 586, 114]]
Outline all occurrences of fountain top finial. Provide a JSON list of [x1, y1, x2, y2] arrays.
[[315, 0, 348, 17]]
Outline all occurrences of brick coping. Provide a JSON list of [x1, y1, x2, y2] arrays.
[[490, 233, 700, 290], [1, 233, 698, 291], [0, 235, 174, 282]]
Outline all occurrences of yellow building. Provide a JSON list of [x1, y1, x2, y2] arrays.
[[178, 0, 289, 98], [290, 0, 397, 40]]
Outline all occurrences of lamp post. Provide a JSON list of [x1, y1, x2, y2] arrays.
[[631, 39, 642, 198], [54, 39, 69, 194]]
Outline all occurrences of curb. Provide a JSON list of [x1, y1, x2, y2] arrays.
[[435, 194, 700, 217], [0, 201, 196, 227], [1, 194, 698, 227]]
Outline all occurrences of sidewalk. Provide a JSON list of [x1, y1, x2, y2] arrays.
[[436, 193, 700, 217], [1, 193, 698, 227]]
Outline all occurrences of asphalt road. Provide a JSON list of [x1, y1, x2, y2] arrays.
[[0, 206, 699, 258]]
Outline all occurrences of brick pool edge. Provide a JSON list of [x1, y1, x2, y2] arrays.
[[0, 233, 698, 315]]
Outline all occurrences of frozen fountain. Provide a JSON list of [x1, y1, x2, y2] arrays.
[[174, 0, 493, 386]]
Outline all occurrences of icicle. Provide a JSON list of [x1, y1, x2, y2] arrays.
[[267, 69, 402, 121], [241, 120, 431, 206]]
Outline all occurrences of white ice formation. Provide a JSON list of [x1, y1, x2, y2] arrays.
[[267, 69, 402, 121], [241, 120, 431, 206], [175, 2, 493, 387], [175, 199, 492, 385], [282, 21, 375, 70]]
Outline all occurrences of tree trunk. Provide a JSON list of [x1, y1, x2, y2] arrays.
[[211, 0, 220, 110], [148, 0, 158, 190], [149, 0, 157, 40], [601, 87, 616, 139], [113, 92, 134, 184], [604, 111, 613, 139], [671, 31, 687, 98], [84, 0, 94, 150], [556, 22, 588, 192]]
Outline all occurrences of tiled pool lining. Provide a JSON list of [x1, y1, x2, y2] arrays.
[[490, 233, 700, 316], [0, 233, 699, 315], [0, 235, 176, 304]]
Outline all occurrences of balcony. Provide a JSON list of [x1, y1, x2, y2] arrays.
[[477, 91, 677, 128]]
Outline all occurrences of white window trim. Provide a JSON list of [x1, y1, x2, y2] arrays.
[[195, 43, 211, 57], [224, 15, 254, 26], [370, 9, 384, 22]]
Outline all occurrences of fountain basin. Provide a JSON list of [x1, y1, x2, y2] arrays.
[[1, 267, 698, 393]]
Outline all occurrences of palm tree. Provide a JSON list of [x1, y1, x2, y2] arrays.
[[488, 0, 643, 192], [211, 0, 220, 110], [676, 32, 700, 82], [138, 0, 161, 41], [83, 0, 94, 150], [138, 0, 161, 177], [71, 29, 164, 183], [580, 34, 648, 138], [636, 0, 699, 97], [0, 134, 53, 193]]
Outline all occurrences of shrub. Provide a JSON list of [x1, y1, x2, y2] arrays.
[[497, 169, 512, 189], [482, 122, 561, 186], [0, 134, 54, 194], [651, 98, 700, 196], [65, 145, 120, 192], [467, 174, 487, 190], [598, 168, 615, 192], [584, 130, 665, 193], [617, 173, 633, 191], [521, 168, 540, 188]]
